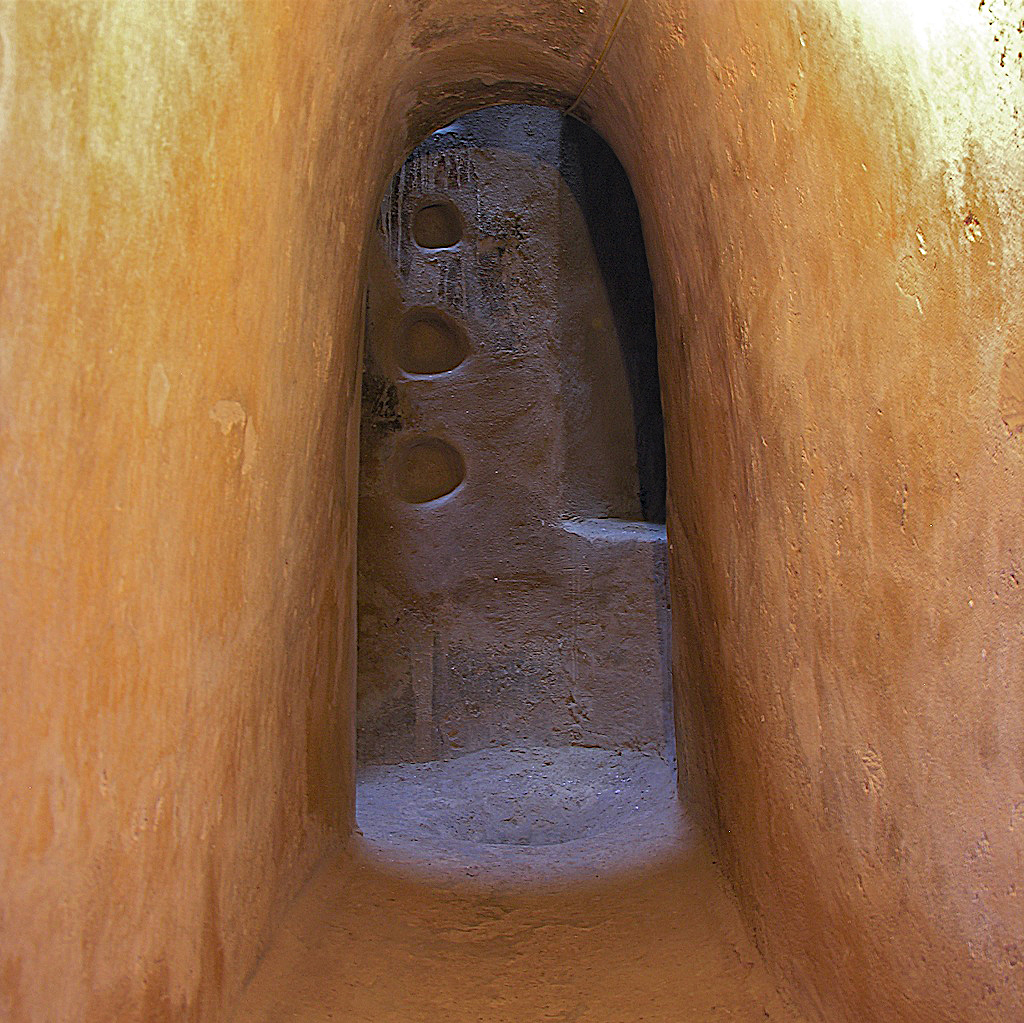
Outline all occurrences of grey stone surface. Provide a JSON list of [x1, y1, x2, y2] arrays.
[[357, 106, 670, 764]]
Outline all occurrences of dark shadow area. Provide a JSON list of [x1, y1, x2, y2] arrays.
[[560, 117, 666, 523]]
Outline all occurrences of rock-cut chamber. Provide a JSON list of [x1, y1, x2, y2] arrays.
[[355, 105, 671, 851]]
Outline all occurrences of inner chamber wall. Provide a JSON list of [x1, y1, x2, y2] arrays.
[[357, 105, 671, 765]]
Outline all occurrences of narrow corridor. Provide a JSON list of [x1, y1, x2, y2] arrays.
[[8, 5, 1023, 1022]]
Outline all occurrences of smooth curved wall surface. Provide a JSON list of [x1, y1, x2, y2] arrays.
[[0, 5, 372, 1020], [2, 3, 1023, 1022]]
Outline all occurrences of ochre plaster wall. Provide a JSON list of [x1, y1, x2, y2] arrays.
[[607, 6, 1024, 1020], [0, 4, 372, 1019], [2, 2, 1023, 1022]]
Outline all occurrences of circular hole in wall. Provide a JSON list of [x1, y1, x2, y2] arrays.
[[393, 437, 466, 504], [397, 310, 470, 376], [412, 200, 463, 249]]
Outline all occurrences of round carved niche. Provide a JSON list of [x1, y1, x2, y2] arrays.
[[412, 199, 463, 249], [396, 309, 470, 376], [393, 436, 466, 504]]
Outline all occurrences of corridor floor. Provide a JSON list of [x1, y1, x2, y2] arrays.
[[233, 748, 804, 1022]]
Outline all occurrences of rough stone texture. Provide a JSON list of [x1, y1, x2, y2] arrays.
[[3, 2, 1024, 1022], [357, 106, 670, 764]]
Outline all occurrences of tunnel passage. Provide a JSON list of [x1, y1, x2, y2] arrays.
[[9, 3, 1024, 1022], [356, 105, 672, 846]]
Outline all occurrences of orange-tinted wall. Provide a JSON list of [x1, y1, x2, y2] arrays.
[[0, 5, 369, 1018]]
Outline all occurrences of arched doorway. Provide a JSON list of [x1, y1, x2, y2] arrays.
[[355, 104, 674, 861]]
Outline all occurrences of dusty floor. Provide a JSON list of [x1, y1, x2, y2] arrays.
[[233, 748, 804, 1022]]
